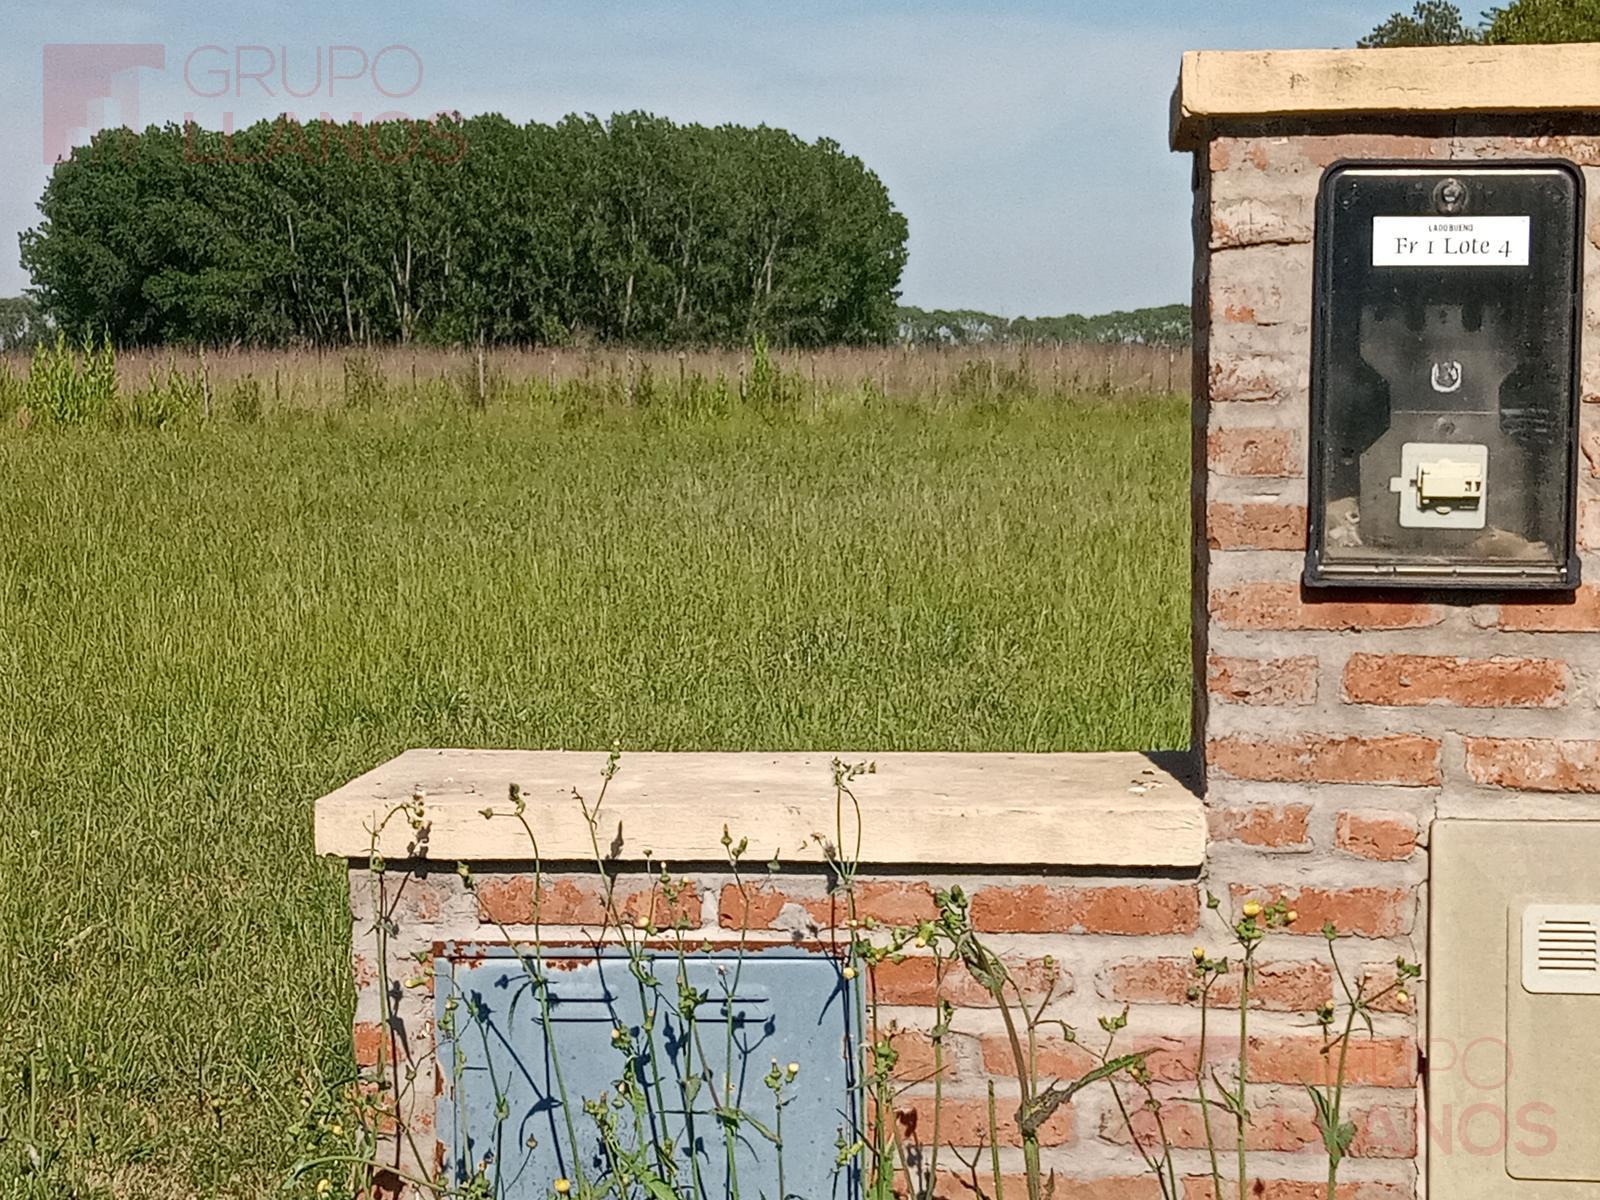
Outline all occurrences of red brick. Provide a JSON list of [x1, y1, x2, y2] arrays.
[[718, 882, 814, 929], [1207, 428, 1301, 477], [1102, 957, 1332, 1012], [1136, 1038, 1212, 1085], [475, 876, 545, 925], [1211, 583, 1444, 631], [1106, 1098, 1414, 1158], [1458, 132, 1600, 167], [1210, 265, 1302, 327], [1207, 503, 1307, 550], [1336, 812, 1420, 862], [849, 880, 939, 924], [475, 877, 534, 925], [1103, 1100, 1311, 1153], [930, 1175, 1161, 1200], [477, 876, 701, 929], [876, 1028, 957, 1083], [1209, 734, 1441, 786], [396, 876, 450, 923], [1209, 804, 1312, 848], [1498, 585, 1600, 631], [1049, 1182, 1163, 1200], [1233, 885, 1414, 938], [1342, 653, 1567, 708], [891, 1094, 1072, 1148], [719, 880, 934, 931], [1031, 1034, 1201, 1085], [986, 1032, 1411, 1088], [1361, 964, 1422, 1014], [872, 955, 1066, 1008], [970, 884, 1199, 935], [353, 1021, 388, 1068], [1464, 737, 1600, 793], [1582, 429, 1600, 476], [1246, 1035, 1416, 1088], [1215, 133, 1446, 175], [1209, 353, 1296, 402], [1183, 1181, 1409, 1200], [1207, 655, 1318, 706], [1211, 198, 1313, 250], [358, 1081, 401, 1139], [980, 1035, 1099, 1082]]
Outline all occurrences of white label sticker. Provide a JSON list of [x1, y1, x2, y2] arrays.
[[1371, 215, 1530, 267]]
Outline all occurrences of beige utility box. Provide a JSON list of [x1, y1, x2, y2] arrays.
[[1432, 821, 1600, 1194]]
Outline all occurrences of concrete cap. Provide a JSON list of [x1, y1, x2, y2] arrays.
[[1172, 44, 1600, 151], [314, 747, 1205, 867]]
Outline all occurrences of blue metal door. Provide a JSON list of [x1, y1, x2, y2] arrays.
[[435, 944, 859, 1200]]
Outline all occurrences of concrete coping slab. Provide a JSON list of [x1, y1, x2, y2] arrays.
[[1172, 44, 1600, 150], [313, 748, 1205, 868]]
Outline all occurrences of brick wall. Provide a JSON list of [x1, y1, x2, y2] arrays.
[[338, 115, 1600, 1200], [350, 862, 1421, 1198], [1197, 115, 1600, 1200]]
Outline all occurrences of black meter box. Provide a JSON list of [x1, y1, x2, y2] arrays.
[[1306, 160, 1584, 590]]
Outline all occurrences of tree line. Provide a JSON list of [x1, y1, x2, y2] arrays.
[[0, 297, 47, 351], [1362, 0, 1600, 45], [895, 304, 1190, 347], [20, 112, 908, 348]]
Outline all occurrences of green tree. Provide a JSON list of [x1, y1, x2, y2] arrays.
[[0, 296, 48, 350], [21, 113, 907, 348], [895, 304, 1191, 347], [1362, 0, 1600, 45], [1483, 0, 1600, 41], [1359, 1, 1482, 46]]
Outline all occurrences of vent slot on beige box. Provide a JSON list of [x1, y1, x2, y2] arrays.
[[1523, 905, 1600, 995]]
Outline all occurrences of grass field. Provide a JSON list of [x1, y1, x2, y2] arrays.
[[0, 378, 1189, 1197]]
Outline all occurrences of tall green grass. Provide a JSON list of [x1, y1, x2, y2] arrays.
[[0, 388, 1188, 1197]]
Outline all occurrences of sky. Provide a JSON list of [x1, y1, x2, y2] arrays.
[[2, 2, 1404, 317]]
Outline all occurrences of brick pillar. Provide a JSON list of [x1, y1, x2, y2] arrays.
[[1184, 76, 1600, 1198]]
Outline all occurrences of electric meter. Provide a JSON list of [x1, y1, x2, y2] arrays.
[[1305, 160, 1583, 589]]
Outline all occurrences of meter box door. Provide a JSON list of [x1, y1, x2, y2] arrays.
[[1432, 821, 1600, 1198], [433, 944, 859, 1199], [1305, 160, 1584, 590]]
